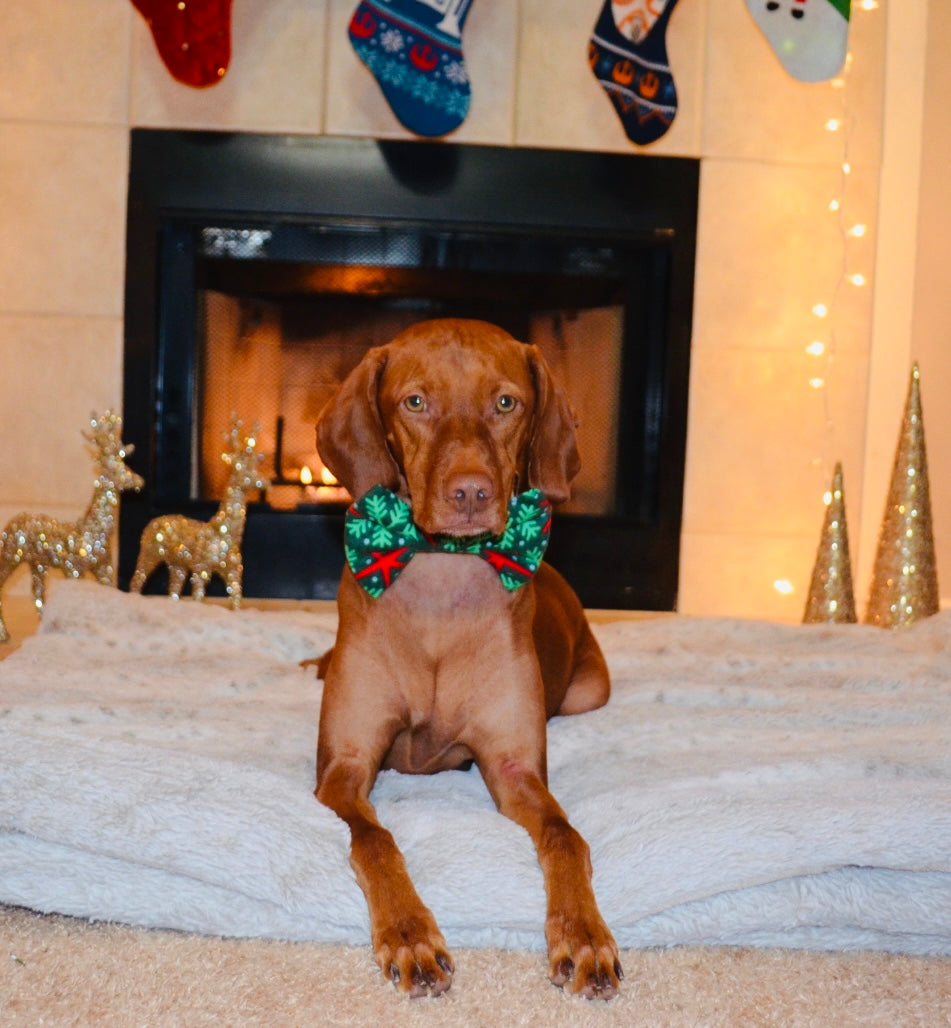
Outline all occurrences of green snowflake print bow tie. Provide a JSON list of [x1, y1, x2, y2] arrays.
[[344, 485, 552, 598]]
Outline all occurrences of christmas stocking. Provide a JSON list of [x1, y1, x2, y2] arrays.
[[131, 0, 233, 88], [745, 0, 851, 83], [588, 0, 680, 147], [348, 0, 474, 138], [611, 0, 670, 43]]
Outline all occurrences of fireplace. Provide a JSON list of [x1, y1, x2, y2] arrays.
[[121, 130, 698, 609]]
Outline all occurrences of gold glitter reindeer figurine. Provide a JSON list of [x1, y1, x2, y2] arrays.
[[0, 411, 144, 642], [130, 419, 268, 608]]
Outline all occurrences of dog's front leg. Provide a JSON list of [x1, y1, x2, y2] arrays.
[[480, 755, 622, 1000], [316, 757, 454, 997]]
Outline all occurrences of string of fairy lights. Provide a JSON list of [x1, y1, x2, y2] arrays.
[[773, 0, 878, 601]]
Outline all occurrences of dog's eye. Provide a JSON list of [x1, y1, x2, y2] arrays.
[[496, 394, 517, 413], [403, 394, 426, 413]]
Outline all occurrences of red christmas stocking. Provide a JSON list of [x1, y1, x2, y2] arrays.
[[131, 0, 233, 88]]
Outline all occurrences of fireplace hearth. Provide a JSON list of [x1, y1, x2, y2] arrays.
[[122, 131, 698, 609]]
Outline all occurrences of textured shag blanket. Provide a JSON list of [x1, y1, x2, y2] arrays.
[[1, 579, 950, 955]]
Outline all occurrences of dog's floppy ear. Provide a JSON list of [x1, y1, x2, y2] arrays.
[[525, 345, 580, 504], [316, 345, 401, 501]]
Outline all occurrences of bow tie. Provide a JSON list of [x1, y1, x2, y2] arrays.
[[344, 485, 552, 598]]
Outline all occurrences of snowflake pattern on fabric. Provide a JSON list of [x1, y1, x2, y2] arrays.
[[344, 486, 552, 598], [348, 0, 472, 137]]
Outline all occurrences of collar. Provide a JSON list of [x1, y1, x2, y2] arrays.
[[344, 485, 552, 598]]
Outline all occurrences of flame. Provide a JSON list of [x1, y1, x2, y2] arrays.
[[299, 465, 313, 486], [320, 465, 338, 487]]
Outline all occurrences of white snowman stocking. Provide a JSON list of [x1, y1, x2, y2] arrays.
[[745, 0, 850, 83]]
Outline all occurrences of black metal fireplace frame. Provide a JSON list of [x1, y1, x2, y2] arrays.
[[122, 130, 698, 609]]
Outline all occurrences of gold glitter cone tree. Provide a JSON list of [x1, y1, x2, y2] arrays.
[[865, 363, 939, 628], [803, 462, 857, 623]]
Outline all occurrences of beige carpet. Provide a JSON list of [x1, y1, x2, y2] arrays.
[[3, 905, 950, 1027]]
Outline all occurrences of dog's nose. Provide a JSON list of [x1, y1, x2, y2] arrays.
[[446, 474, 495, 516]]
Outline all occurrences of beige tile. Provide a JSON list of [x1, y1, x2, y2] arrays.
[[678, 530, 823, 623], [0, 315, 124, 508], [0, 0, 130, 124], [0, 124, 128, 318], [703, 0, 885, 166], [682, 345, 869, 540], [693, 158, 877, 355], [131, 0, 327, 133], [325, 0, 516, 144], [515, 0, 704, 156]]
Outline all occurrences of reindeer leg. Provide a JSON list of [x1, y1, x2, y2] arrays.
[[130, 553, 159, 594], [190, 571, 207, 602], [0, 557, 14, 643], [95, 562, 116, 586], [167, 565, 187, 601], [224, 557, 242, 610], [29, 566, 48, 619]]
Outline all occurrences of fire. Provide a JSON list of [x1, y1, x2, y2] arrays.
[[299, 463, 339, 489]]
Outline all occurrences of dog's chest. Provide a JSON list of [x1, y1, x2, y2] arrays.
[[362, 554, 532, 772]]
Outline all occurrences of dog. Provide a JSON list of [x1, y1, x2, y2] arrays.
[[312, 318, 621, 999]]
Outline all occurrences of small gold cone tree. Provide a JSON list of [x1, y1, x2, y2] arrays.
[[803, 462, 857, 624]]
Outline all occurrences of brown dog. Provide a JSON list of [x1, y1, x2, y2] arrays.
[[314, 318, 621, 999]]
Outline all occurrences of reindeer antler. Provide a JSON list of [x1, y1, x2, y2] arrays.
[[221, 416, 263, 465], [243, 422, 263, 459], [85, 410, 134, 457]]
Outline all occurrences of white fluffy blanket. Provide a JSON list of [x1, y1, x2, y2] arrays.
[[1, 579, 950, 955]]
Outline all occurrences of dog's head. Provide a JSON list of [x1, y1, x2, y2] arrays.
[[316, 319, 580, 537]]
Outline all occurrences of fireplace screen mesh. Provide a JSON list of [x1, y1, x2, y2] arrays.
[[197, 291, 621, 516]]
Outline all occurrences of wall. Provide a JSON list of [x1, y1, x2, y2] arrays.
[[910, 0, 951, 603], [0, 0, 910, 621]]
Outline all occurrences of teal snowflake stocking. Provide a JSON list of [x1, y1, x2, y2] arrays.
[[588, 0, 680, 146], [348, 0, 474, 137], [745, 0, 851, 83]]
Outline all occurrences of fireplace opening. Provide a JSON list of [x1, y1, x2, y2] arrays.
[[122, 131, 698, 609], [197, 233, 640, 519]]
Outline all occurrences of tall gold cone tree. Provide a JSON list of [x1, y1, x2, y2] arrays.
[[803, 462, 857, 624], [865, 363, 939, 628]]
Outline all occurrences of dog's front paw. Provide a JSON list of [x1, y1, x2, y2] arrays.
[[546, 910, 622, 1000], [375, 915, 454, 998]]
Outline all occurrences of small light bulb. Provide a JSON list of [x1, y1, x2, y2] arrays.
[[848, 272, 866, 286], [825, 118, 842, 132], [806, 341, 825, 357], [773, 579, 795, 596], [829, 198, 841, 212], [813, 303, 829, 318], [809, 377, 825, 389], [847, 223, 867, 237]]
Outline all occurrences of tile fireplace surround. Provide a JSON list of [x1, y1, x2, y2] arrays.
[[3, 0, 938, 623]]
